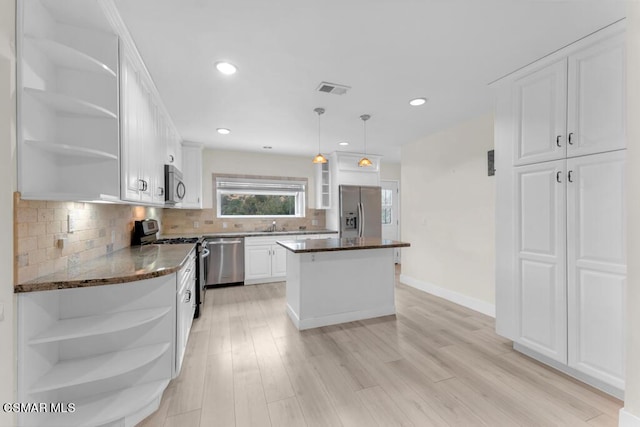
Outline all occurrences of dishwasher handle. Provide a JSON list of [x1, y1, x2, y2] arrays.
[[207, 240, 243, 245]]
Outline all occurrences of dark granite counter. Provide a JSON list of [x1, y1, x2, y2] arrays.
[[161, 229, 338, 239], [15, 244, 195, 293], [276, 237, 410, 253]]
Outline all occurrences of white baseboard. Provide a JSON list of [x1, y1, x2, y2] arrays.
[[620, 408, 640, 427], [399, 274, 495, 318], [286, 304, 396, 330]]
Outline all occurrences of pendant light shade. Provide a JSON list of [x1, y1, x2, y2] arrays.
[[358, 114, 373, 167], [312, 107, 327, 164]]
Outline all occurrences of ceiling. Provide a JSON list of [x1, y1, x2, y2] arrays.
[[114, 0, 626, 163]]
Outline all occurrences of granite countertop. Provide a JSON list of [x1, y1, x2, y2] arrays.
[[15, 244, 195, 293], [276, 237, 410, 253], [161, 229, 339, 239]]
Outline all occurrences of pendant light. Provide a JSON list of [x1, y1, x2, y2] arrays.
[[358, 114, 373, 167], [312, 107, 327, 164]]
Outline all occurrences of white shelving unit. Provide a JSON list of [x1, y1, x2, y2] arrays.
[[30, 306, 171, 344], [45, 379, 170, 427], [18, 0, 120, 201], [314, 161, 331, 209], [18, 274, 177, 427]]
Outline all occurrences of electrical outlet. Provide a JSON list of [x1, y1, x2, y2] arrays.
[[312, 219, 319, 226], [193, 221, 199, 229]]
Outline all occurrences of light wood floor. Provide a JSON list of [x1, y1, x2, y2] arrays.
[[139, 272, 622, 427]]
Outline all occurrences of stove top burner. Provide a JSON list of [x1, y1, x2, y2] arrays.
[[152, 237, 199, 245]]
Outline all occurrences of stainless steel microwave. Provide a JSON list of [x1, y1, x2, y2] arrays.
[[164, 164, 186, 205]]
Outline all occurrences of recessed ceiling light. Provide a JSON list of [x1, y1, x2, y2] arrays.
[[409, 97, 427, 106], [215, 61, 237, 75], [217, 128, 231, 135], [263, 146, 272, 150], [338, 142, 349, 146]]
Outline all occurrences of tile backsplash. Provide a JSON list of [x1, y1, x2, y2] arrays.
[[161, 208, 326, 235], [14, 195, 327, 284], [14, 194, 162, 284]]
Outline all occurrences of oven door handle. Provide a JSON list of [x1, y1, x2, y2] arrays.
[[202, 248, 210, 258]]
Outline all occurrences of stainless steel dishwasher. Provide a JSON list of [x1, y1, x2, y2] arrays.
[[206, 237, 244, 286]]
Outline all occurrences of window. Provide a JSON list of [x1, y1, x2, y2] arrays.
[[381, 188, 393, 225], [216, 176, 306, 218]]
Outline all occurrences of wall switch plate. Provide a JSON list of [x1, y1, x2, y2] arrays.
[[222, 222, 228, 229], [67, 213, 76, 233], [193, 221, 199, 228]]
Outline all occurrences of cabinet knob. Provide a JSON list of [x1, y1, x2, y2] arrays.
[[138, 179, 148, 192], [556, 171, 562, 183], [556, 135, 562, 147], [169, 154, 174, 163], [568, 133, 574, 145], [568, 170, 574, 182], [158, 187, 164, 196]]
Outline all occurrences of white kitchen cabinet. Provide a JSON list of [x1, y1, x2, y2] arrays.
[[245, 240, 287, 284], [272, 244, 288, 277], [181, 142, 203, 209], [17, 0, 120, 201], [495, 21, 626, 398], [566, 151, 626, 389], [17, 275, 176, 427], [176, 250, 196, 374], [244, 234, 333, 284], [245, 244, 273, 282], [120, 44, 171, 206], [514, 160, 567, 363], [512, 60, 567, 165], [513, 28, 625, 166]]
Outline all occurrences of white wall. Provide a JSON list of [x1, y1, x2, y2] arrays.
[[0, 0, 16, 425], [381, 162, 401, 181], [623, 3, 640, 425], [400, 113, 496, 316], [200, 149, 318, 210]]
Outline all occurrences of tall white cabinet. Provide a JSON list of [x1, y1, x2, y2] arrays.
[[495, 21, 626, 397]]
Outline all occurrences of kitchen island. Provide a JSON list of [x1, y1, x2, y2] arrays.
[[277, 237, 410, 330]]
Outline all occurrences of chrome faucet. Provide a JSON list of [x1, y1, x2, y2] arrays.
[[270, 220, 277, 232]]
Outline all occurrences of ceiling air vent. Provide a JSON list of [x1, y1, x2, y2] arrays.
[[317, 81, 351, 95]]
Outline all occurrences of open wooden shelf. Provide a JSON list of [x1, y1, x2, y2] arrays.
[[24, 87, 117, 119], [30, 342, 170, 393], [25, 36, 116, 77], [30, 307, 172, 344], [24, 139, 118, 161]]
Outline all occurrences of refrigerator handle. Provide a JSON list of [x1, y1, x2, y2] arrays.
[[358, 202, 364, 237]]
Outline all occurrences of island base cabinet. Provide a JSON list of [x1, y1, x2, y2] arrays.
[[17, 275, 176, 427], [286, 248, 396, 330]]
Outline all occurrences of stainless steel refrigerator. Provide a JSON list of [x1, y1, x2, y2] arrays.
[[339, 185, 382, 238]]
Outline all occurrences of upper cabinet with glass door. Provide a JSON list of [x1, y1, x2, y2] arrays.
[[18, 0, 120, 201], [513, 23, 625, 166]]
